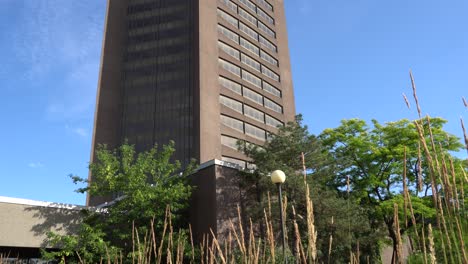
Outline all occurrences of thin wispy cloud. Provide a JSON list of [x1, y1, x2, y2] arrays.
[[298, 0, 312, 14], [73, 128, 89, 138], [66, 125, 89, 138], [28, 162, 44, 168], [10, 1, 105, 122]]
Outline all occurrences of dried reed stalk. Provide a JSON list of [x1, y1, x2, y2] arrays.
[[403, 93, 411, 109], [427, 224, 437, 264], [461, 118, 468, 156], [305, 184, 317, 262], [394, 203, 403, 264], [421, 223, 428, 264], [409, 70, 422, 118]]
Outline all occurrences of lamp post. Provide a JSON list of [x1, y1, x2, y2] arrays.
[[271, 170, 287, 263]]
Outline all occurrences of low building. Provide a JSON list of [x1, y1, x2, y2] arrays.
[[0, 196, 83, 261]]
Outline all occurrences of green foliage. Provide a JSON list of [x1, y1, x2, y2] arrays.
[[240, 115, 382, 262], [44, 142, 195, 263], [319, 117, 464, 259]]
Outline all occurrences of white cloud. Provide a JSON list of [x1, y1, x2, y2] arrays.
[[73, 128, 88, 137], [65, 125, 89, 138], [28, 162, 44, 168]]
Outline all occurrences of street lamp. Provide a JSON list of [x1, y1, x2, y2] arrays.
[[271, 170, 287, 263]]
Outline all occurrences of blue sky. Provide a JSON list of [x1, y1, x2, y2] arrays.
[[0, 0, 466, 205]]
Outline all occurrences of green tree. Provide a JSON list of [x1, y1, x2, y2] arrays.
[[44, 142, 195, 263], [319, 117, 463, 259], [240, 115, 382, 263]]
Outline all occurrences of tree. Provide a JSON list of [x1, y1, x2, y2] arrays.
[[240, 115, 382, 263], [319, 117, 463, 260], [44, 142, 195, 263]]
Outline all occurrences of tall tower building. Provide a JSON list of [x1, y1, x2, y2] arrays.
[[89, 0, 296, 236]]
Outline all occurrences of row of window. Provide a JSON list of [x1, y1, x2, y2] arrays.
[[127, 4, 187, 20], [218, 24, 278, 66], [221, 115, 267, 141], [218, 53, 279, 86], [218, 74, 283, 115], [220, 0, 274, 25], [129, 20, 189, 37], [127, 35, 189, 52], [217, 7, 277, 49], [220, 95, 283, 127]]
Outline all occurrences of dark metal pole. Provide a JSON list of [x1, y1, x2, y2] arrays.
[[277, 183, 287, 264]]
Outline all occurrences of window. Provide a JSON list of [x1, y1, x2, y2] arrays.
[[220, 95, 243, 113], [218, 25, 239, 44], [221, 115, 244, 132], [263, 81, 281, 97], [266, 114, 283, 128], [239, 0, 257, 13], [264, 97, 282, 113], [217, 9, 239, 28], [261, 65, 279, 81], [257, 7, 274, 25], [219, 0, 238, 12], [245, 123, 266, 141], [219, 76, 242, 94], [240, 37, 260, 56], [218, 41, 240, 60], [222, 156, 246, 168], [243, 87, 263, 105], [258, 21, 275, 38], [259, 35, 277, 53], [260, 50, 278, 66], [244, 105, 265, 123], [241, 70, 262, 88], [241, 53, 261, 72], [239, 8, 257, 26], [256, 0, 273, 12], [221, 135, 240, 150], [240, 22, 258, 41], [219, 58, 241, 76]]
